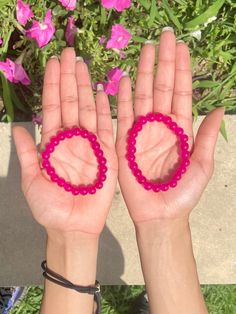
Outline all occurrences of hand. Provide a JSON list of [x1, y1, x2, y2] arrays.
[[116, 30, 224, 224], [13, 48, 118, 236]]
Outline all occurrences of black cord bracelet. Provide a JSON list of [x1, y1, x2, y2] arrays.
[[41, 260, 101, 314]]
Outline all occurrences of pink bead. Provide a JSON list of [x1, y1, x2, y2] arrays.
[[170, 180, 177, 188], [169, 121, 178, 131], [180, 134, 188, 142], [176, 127, 184, 135], [127, 137, 136, 146], [146, 112, 155, 121], [182, 151, 190, 159], [98, 157, 107, 165], [79, 187, 88, 195], [183, 159, 190, 167], [130, 130, 138, 138], [128, 161, 137, 170], [88, 185, 96, 194], [88, 133, 97, 142], [51, 174, 59, 182], [72, 187, 80, 195], [137, 175, 146, 184], [58, 178, 66, 187], [58, 132, 65, 141], [126, 153, 135, 162], [160, 184, 169, 191], [46, 167, 55, 176], [132, 168, 142, 177], [181, 142, 189, 150], [99, 165, 108, 173], [143, 181, 152, 190], [46, 143, 55, 153], [92, 142, 101, 150], [133, 123, 142, 132], [152, 184, 160, 192], [98, 174, 107, 182], [42, 151, 50, 159], [51, 136, 60, 145], [180, 166, 187, 174], [64, 182, 72, 192], [95, 149, 103, 157], [81, 129, 89, 138], [128, 146, 136, 154], [139, 116, 147, 125], [42, 160, 50, 168], [155, 113, 164, 121], [73, 128, 81, 136], [163, 116, 172, 125], [95, 181, 103, 189], [174, 172, 182, 181]]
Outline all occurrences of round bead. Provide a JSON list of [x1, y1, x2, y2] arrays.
[[143, 181, 152, 190], [98, 157, 107, 165], [126, 153, 135, 162], [160, 184, 169, 191], [46, 143, 55, 153], [46, 167, 55, 176], [51, 174, 59, 182], [152, 184, 160, 192], [181, 142, 189, 150], [155, 113, 164, 121], [183, 159, 190, 167], [169, 121, 178, 131], [98, 174, 107, 182], [51, 136, 60, 145], [42, 151, 50, 159], [127, 137, 136, 146], [127, 146, 136, 154], [79, 187, 88, 195], [180, 134, 188, 142], [88, 133, 97, 142], [95, 149, 103, 157], [72, 187, 80, 195], [170, 180, 177, 188], [42, 160, 50, 168], [182, 151, 190, 159], [95, 181, 103, 189], [91, 142, 100, 150], [58, 178, 66, 187], [81, 130, 89, 138], [58, 132, 65, 141], [137, 175, 146, 184], [176, 127, 184, 135], [163, 116, 172, 125], [139, 116, 147, 125], [99, 165, 108, 173], [64, 182, 72, 192], [132, 168, 142, 177], [73, 128, 81, 136], [128, 161, 138, 170], [146, 112, 155, 121]]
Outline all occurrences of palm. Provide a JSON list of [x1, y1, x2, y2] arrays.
[[116, 31, 224, 224], [13, 48, 118, 234]]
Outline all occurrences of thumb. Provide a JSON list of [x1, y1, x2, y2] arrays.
[[12, 126, 41, 182], [192, 107, 225, 176]]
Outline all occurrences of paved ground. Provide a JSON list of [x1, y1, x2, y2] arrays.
[[0, 116, 235, 285]]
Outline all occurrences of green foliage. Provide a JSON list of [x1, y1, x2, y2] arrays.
[[0, 0, 235, 127], [9, 285, 236, 314]]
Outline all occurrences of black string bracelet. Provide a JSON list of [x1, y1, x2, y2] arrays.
[[41, 260, 101, 314]]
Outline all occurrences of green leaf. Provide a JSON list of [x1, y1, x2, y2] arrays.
[[185, 0, 225, 28], [196, 80, 220, 88], [162, 0, 182, 30], [132, 36, 147, 43], [148, 0, 158, 27], [138, 0, 151, 10], [0, 72, 14, 122], [9, 84, 28, 113], [220, 119, 228, 142], [55, 29, 64, 40], [100, 7, 107, 25]]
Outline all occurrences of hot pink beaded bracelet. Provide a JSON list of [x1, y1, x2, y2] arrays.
[[41, 127, 107, 196], [126, 112, 190, 192]]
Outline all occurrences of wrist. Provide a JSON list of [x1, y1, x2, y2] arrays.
[[46, 229, 99, 284], [135, 217, 190, 243]]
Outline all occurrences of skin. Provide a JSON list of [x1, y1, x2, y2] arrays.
[[13, 29, 224, 314]]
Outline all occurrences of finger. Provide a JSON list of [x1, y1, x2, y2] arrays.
[[172, 42, 193, 145], [60, 47, 79, 128], [134, 43, 156, 117], [76, 59, 97, 133], [192, 107, 225, 175], [41, 56, 61, 149], [96, 84, 114, 147], [116, 74, 134, 154], [12, 126, 41, 186], [154, 28, 176, 114]]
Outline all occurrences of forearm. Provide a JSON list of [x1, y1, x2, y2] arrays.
[[135, 218, 208, 314], [40, 230, 99, 314]]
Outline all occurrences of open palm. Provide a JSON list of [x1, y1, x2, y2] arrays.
[[116, 30, 224, 223], [13, 48, 118, 235]]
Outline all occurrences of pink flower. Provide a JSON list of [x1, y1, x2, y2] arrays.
[[65, 16, 77, 46], [26, 10, 55, 48], [105, 68, 124, 95], [101, 0, 131, 12], [16, 0, 34, 26], [0, 58, 31, 85], [99, 35, 107, 45], [106, 24, 131, 49], [0, 38, 3, 46], [59, 0, 76, 10], [32, 113, 43, 125]]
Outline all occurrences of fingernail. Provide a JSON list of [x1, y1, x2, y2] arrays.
[[76, 56, 84, 62], [97, 83, 104, 92], [50, 55, 58, 59], [122, 71, 129, 77], [162, 26, 174, 33], [144, 40, 156, 45], [177, 40, 185, 43]]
